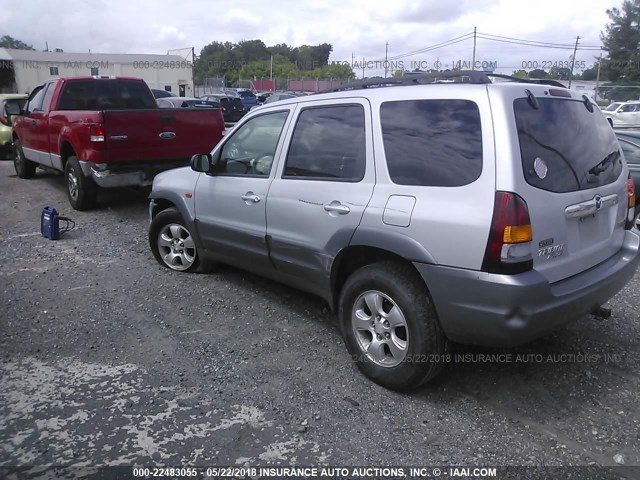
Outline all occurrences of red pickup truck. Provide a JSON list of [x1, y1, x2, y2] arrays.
[[10, 76, 224, 210]]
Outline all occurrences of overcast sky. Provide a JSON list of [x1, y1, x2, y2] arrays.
[[0, 0, 624, 77]]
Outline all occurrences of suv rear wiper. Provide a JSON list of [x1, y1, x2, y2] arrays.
[[588, 151, 619, 176]]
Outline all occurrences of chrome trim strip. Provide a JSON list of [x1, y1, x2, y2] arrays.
[[565, 194, 618, 218]]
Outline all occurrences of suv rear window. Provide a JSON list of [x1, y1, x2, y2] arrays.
[[380, 100, 482, 187], [514, 97, 622, 193]]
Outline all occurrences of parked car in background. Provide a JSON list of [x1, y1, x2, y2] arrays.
[[614, 129, 640, 226], [199, 94, 247, 123], [151, 89, 176, 99], [148, 71, 640, 390], [603, 101, 640, 127], [264, 92, 299, 104], [255, 91, 274, 104], [157, 97, 222, 109], [0, 94, 28, 159], [235, 89, 258, 108]]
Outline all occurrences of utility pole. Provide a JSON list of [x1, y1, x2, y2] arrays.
[[384, 42, 388, 78], [595, 52, 602, 102], [568, 35, 580, 89], [471, 27, 477, 70]]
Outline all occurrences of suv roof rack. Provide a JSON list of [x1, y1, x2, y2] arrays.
[[317, 70, 567, 93]]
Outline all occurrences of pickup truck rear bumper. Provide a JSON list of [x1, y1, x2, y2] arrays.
[[79, 160, 189, 188]]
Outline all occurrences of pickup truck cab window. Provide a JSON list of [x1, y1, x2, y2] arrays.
[[26, 85, 47, 113]]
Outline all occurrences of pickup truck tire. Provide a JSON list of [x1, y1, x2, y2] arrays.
[[339, 261, 450, 391], [149, 208, 212, 273], [13, 139, 37, 179], [65, 156, 97, 211]]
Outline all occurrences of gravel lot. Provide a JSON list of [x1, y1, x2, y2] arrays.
[[1, 160, 639, 479]]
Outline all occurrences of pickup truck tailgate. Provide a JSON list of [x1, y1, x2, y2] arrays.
[[102, 109, 223, 163]]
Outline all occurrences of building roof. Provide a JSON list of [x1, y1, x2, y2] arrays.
[[0, 48, 188, 64]]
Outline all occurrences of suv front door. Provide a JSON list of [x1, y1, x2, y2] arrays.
[[193, 109, 291, 274], [266, 99, 374, 298]]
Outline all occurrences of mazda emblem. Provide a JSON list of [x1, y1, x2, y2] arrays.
[[594, 195, 602, 210]]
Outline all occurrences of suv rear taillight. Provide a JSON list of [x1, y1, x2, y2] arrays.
[[626, 175, 636, 229], [481, 191, 533, 274]]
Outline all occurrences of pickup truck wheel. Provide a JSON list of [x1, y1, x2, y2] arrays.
[[65, 156, 97, 211], [339, 261, 450, 391], [13, 139, 36, 179], [149, 208, 211, 273]]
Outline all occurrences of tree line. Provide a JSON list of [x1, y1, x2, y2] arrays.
[[194, 40, 355, 85]]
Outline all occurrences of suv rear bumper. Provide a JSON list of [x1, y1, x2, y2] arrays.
[[415, 229, 640, 347]]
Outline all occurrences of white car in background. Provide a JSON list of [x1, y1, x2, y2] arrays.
[[603, 101, 640, 126]]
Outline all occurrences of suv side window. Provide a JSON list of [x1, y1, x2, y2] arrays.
[[381, 100, 482, 187], [219, 111, 289, 176], [283, 105, 366, 181]]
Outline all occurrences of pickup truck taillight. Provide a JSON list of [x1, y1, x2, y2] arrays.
[[90, 125, 105, 142]]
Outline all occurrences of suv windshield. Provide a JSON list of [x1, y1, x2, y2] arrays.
[[514, 97, 622, 193]]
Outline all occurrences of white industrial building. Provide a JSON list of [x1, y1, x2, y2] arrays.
[[0, 48, 194, 95]]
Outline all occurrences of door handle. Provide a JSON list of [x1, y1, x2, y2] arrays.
[[324, 201, 350, 214], [241, 192, 261, 203], [31, 120, 37, 126]]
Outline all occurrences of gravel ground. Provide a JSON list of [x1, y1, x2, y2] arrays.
[[0, 161, 639, 479]]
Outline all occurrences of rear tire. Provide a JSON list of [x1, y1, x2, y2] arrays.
[[339, 261, 450, 391], [13, 139, 36, 179], [65, 156, 97, 211]]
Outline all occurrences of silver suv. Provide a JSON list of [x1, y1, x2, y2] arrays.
[[148, 71, 640, 390]]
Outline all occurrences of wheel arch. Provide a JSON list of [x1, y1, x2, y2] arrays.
[[149, 191, 203, 249], [330, 243, 432, 312], [59, 141, 76, 169]]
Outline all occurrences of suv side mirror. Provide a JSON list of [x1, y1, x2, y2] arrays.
[[191, 153, 212, 172]]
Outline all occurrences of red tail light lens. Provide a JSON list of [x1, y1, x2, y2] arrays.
[[626, 176, 636, 229], [482, 191, 533, 274], [89, 124, 105, 142]]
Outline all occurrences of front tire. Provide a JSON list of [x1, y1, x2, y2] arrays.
[[65, 156, 97, 211], [13, 139, 36, 179], [339, 261, 450, 390], [149, 208, 211, 273]]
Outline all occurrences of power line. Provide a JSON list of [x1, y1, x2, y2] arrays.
[[385, 32, 474, 61], [372, 30, 605, 69]]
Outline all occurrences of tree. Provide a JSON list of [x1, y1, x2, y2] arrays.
[[601, 0, 640, 82], [528, 68, 548, 78], [511, 69, 528, 78], [581, 64, 599, 81], [549, 66, 572, 80], [0, 35, 35, 50]]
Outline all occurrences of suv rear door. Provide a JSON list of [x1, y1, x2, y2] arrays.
[[266, 98, 374, 297], [491, 85, 629, 283]]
